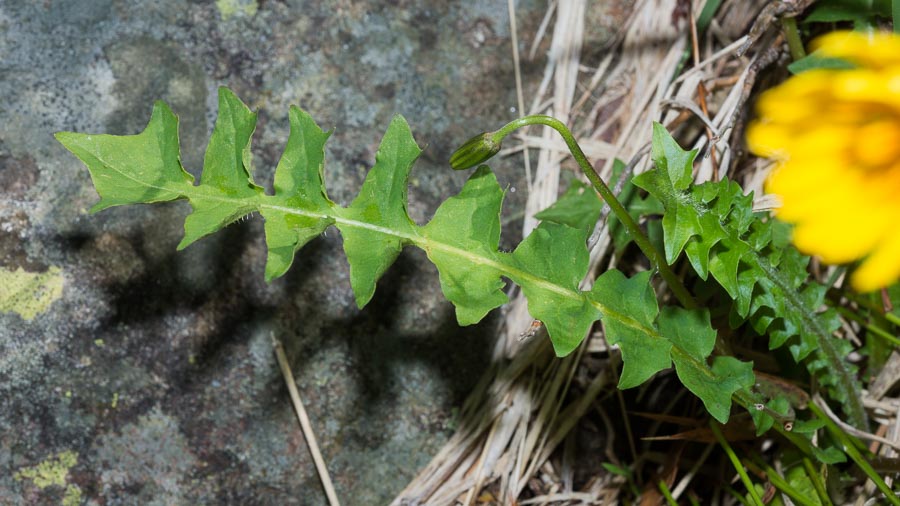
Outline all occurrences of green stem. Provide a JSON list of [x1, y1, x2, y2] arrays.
[[658, 480, 679, 506], [724, 486, 753, 506], [833, 289, 900, 329], [749, 458, 820, 506], [711, 421, 764, 506], [491, 116, 697, 309], [801, 457, 833, 506], [809, 402, 900, 505], [781, 17, 806, 61], [882, 312, 900, 329], [835, 306, 900, 348], [894, 0, 900, 33]]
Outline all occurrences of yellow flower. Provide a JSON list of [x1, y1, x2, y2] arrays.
[[748, 31, 900, 292]]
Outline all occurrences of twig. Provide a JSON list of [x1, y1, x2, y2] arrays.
[[273, 337, 342, 506], [689, 5, 719, 180], [811, 398, 900, 505], [815, 395, 900, 452], [660, 98, 721, 137], [508, 0, 533, 194]]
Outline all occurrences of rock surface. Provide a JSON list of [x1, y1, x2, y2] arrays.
[[0, 1, 548, 503], [0, 0, 628, 503]]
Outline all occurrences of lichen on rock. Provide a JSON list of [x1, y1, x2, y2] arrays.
[[0, 266, 64, 321]]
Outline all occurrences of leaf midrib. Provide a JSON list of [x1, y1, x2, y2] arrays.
[[75, 123, 747, 415], [668, 176, 865, 425], [168, 185, 660, 342], [79, 135, 668, 351], [87, 144, 721, 386]]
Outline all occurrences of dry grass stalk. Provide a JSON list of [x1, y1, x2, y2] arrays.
[[391, 0, 866, 504]]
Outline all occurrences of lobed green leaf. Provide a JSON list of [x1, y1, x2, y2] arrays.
[[634, 123, 866, 429], [338, 115, 421, 307], [261, 106, 334, 281], [55, 102, 194, 212], [421, 167, 507, 326], [58, 88, 765, 423], [56, 87, 633, 361]]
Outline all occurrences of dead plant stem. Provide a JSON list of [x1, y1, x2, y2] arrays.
[[273, 337, 341, 506]]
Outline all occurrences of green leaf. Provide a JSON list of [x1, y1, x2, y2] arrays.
[[181, 87, 264, 249], [201, 87, 261, 194], [660, 307, 716, 358], [791, 418, 826, 434], [662, 202, 703, 266], [804, 0, 891, 23], [810, 445, 847, 465], [681, 355, 755, 424], [422, 167, 508, 325], [635, 123, 866, 428], [788, 51, 855, 75], [659, 307, 755, 423], [785, 466, 823, 506], [57, 87, 659, 362], [606, 159, 664, 255], [634, 127, 703, 264], [511, 222, 598, 356], [588, 270, 752, 421], [696, 0, 722, 32], [592, 270, 668, 388], [683, 212, 725, 280], [54, 101, 194, 212], [261, 106, 335, 281], [651, 122, 696, 191], [533, 180, 602, 234], [338, 114, 422, 307], [600, 462, 632, 478], [59, 89, 770, 422]]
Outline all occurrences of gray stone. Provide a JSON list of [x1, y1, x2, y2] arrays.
[[0, 0, 561, 504]]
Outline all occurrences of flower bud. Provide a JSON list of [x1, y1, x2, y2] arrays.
[[449, 132, 501, 170]]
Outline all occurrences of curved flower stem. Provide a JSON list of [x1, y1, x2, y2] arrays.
[[894, 0, 900, 33], [781, 17, 806, 61], [492, 115, 697, 309]]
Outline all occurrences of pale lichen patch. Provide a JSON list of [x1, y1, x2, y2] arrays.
[[0, 266, 64, 321], [14, 450, 78, 489], [215, 0, 257, 20]]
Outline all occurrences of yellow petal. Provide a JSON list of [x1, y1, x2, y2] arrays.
[[832, 70, 900, 108], [814, 31, 900, 69], [751, 31, 900, 292], [852, 230, 900, 292], [792, 208, 888, 264], [853, 120, 900, 167]]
